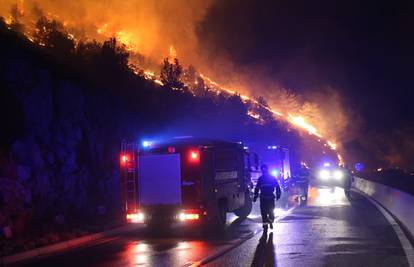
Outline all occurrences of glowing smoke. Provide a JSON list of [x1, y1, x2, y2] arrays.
[[0, 0, 212, 65]]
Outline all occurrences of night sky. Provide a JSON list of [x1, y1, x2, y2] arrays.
[[198, 0, 414, 169]]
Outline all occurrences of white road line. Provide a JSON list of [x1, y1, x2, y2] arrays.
[[360, 191, 414, 267], [188, 206, 297, 267]]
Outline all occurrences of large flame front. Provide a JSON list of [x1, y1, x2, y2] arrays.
[[288, 114, 320, 137]]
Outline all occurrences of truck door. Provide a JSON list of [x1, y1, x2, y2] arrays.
[[138, 153, 182, 206], [213, 146, 243, 211]]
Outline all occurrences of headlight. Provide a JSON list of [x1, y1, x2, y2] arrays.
[[137, 212, 145, 222], [318, 170, 330, 180], [333, 170, 344, 180]]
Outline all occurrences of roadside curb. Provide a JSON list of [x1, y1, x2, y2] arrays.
[[1, 224, 141, 265]]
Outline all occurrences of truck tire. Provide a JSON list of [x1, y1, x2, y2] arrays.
[[217, 202, 227, 227], [201, 202, 227, 234], [234, 192, 253, 219]]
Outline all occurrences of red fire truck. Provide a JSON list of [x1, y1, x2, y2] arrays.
[[120, 139, 254, 228]]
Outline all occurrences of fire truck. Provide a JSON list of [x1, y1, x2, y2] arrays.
[[245, 143, 291, 187], [119, 139, 254, 228]]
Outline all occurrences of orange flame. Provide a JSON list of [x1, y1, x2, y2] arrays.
[[288, 114, 321, 137], [169, 45, 177, 63]]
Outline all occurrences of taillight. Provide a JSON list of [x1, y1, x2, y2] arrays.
[[189, 150, 199, 163], [126, 212, 145, 223], [178, 211, 200, 221], [120, 154, 129, 165]]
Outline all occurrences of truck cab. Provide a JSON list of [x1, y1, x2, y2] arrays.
[[120, 139, 253, 228]]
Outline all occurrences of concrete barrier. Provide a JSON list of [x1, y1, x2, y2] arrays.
[[354, 176, 414, 237]]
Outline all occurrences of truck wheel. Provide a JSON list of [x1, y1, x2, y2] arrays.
[[200, 203, 227, 235], [217, 202, 227, 228], [234, 192, 253, 219]]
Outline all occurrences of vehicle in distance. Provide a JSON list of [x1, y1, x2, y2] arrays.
[[312, 163, 352, 190]]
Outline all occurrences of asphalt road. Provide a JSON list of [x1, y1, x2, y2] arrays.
[[13, 186, 413, 267], [208, 187, 412, 267]]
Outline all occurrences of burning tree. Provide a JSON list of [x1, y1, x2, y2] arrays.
[[160, 57, 184, 89], [255, 96, 277, 125], [193, 76, 209, 97], [182, 64, 197, 84], [182, 65, 210, 97], [33, 16, 74, 55], [100, 38, 129, 72], [9, 4, 24, 33]]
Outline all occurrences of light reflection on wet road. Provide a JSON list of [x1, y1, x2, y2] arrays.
[[15, 186, 411, 267], [306, 186, 350, 207], [208, 186, 410, 267], [16, 188, 295, 267]]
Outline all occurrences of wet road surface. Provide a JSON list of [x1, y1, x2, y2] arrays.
[[207, 187, 412, 267], [14, 193, 288, 267], [13, 186, 413, 267]]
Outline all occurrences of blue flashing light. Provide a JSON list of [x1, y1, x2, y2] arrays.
[[142, 140, 151, 148], [355, 162, 364, 172], [267, 145, 278, 150], [243, 146, 249, 150], [323, 162, 331, 167], [272, 146, 277, 150], [271, 169, 279, 177]]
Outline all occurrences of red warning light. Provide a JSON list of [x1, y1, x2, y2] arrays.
[[189, 150, 199, 163], [168, 146, 175, 153], [120, 154, 128, 165]]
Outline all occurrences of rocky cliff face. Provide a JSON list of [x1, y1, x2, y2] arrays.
[[0, 45, 125, 237]]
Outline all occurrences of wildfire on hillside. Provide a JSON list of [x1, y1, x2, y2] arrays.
[[0, 0, 343, 165]]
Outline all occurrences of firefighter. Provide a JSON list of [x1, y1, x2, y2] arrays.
[[296, 166, 310, 201], [253, 164, 281, 230], [343, 166, 354, 197]]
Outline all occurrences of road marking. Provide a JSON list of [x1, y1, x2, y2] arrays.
[[188, 206, 297, 267], [359, 191, 414, 267]]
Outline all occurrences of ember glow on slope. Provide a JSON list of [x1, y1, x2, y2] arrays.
[[196, 72, 344, 165], [0, 0, 343, 164], [133, 44, 329, 145]]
